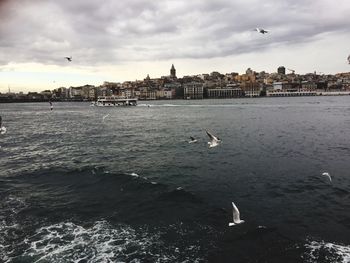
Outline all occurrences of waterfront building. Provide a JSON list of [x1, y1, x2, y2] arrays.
[[184, 82, 204, 99], [88, 87, 97, 100], [163, 90, 173, 99], [69, 87, 82, 99], [98, 86, 113, 97], [40, 90, 52, 100], [301, 81, 317, 91], [57, 87, 69, 99], [244, 89, 261, 97], [240, 82, 261, 97], [273, 82, 283, 90], [273, 81, 302, 92], [267, 90, 317, 96], [208, 85, 243, 98], [139, 87, 156, 100], [121, 88, 133, 98]]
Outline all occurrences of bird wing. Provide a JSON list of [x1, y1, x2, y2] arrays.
[[190, 136, 195, 141], [232, 202, 241, 222], [322, 172, 332, 182], [206, 130, 218, 142]]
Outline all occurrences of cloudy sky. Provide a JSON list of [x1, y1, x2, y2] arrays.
[[0, 0, 349, 92]]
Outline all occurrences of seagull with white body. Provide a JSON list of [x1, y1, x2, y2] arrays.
[[102, 113, 110, 122], [255, 28, 269, 34], [229, 202, 245, 226], [188, 136, 198, 144], [206, 130, 221, 148], [0, 116, 6, 135], [322, 172, 332, 183]]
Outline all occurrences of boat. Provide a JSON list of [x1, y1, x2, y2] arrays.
[[92, 96, 138, 107]]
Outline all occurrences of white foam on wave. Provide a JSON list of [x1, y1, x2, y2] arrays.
[[130, 172, 140, 178], [22, 220, 183, 263], [304, 240, 350, 263], [128, 172, 157, 184], [0, 195, 28, 263]]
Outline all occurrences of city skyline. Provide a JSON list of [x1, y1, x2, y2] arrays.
[[1, 0, 350, 92]]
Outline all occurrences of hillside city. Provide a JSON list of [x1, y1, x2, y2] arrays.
[[1, 65, 350, 102]]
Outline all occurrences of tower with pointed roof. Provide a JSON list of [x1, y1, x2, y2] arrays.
[[170, 64, 176, 79]]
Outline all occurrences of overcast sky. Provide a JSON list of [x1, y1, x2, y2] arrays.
[[0, 0, 349, 92]]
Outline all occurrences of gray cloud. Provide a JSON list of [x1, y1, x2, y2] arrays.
[[0, 0, 349, 66]]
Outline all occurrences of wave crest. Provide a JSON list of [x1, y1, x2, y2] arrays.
[[304, 240, 350, 263]]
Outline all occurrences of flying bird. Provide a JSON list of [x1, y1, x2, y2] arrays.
[[229, 202, 245, 226], [102, 113, 110, 122], [65, 56, 72, 62], [347, 55, 350, 64], [188, 136, 198, 144], [0, 116, 7, 135], [255, 28, 269, 34], [322, 172, 332, 183], [206, 130, 221, 148]]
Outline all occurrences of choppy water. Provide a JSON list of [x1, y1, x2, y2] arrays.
[[0, 97, 350, 262]]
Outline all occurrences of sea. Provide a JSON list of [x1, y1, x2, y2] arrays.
[[0, 96, 350, 263]]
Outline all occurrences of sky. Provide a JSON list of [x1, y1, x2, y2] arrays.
[[0, 0, 350, 93]]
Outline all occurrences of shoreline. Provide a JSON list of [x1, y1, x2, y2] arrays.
[[1, 91, 350, 104]]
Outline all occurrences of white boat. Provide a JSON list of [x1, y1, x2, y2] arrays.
[[92, 96, 138, 107]]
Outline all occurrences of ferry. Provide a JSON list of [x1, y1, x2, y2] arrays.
[[91, 96, 138, 107]]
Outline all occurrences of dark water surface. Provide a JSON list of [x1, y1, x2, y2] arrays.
[[1, 97, 350, 262]]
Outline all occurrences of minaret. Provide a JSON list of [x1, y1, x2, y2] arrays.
[[170, 64, 176, 78]]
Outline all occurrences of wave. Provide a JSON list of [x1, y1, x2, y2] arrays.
[[304, 240, 350, 263], [15, 220, 201, 263], [0, 189, 207, 262], [0, 167, 223, 262]]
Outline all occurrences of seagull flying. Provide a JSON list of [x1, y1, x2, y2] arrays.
[[229, 202, 245, 226], [206, 130, 221, 148], [188, 136, 198, 144], [102, 113, 110, 122], [322, 172, 332, 183], [65, 56, 72, 62], [255, 28, 269, 34], [0, 116, 6, 135]]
